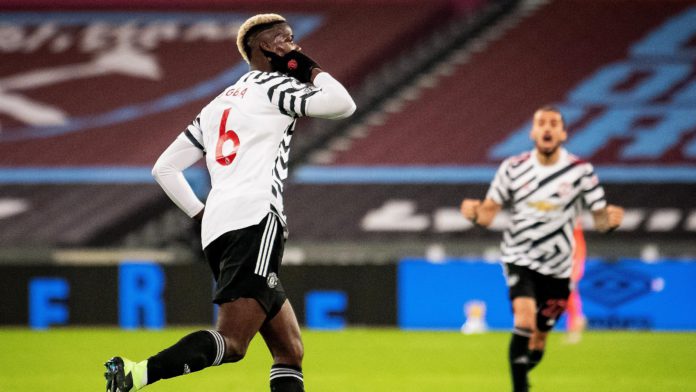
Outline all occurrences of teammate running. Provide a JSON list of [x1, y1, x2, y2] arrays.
[[104, 13, 355, 392], [460, 106, 623, 392]]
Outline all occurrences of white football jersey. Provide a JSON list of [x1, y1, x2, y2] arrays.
[[176, 70, 353, 247], [486, 148, 606, 278]]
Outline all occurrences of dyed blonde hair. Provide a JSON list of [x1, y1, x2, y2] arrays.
[[236, 13, 287, 63]]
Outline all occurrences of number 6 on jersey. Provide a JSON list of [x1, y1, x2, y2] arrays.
[[215, 108, 240, 166]]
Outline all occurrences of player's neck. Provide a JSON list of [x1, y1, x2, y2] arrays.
[[250, 63, 273, 72], [535, 148, 562, 166]]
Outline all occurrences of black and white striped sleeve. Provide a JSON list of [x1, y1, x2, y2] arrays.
[[580, 163, 606, 211], [485, 160, 511, 205], [259, 72, 355, 119], [179, 113, 205, 154], [257, 73, 313, 117]]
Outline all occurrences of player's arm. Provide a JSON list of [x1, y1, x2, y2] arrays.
[[579, 162, 622, 233], [461, 158, 509, 227], [591, 204, 624, 233], [266, 49, 355, 119], [303, 71, 356, 119], [461, 198, 502, 228], [151, 137, 205, 220]]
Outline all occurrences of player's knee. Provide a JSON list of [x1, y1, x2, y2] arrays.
[[221, 336, 249, 363], [512, 300, 536, 329], [531, 331, 548, 349], [273, 338, 304, 366], [513, 314, 536, 331]]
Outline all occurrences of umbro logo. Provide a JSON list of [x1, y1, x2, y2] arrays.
[[582, 265, 654, 308]]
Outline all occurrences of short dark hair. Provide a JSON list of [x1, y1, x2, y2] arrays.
[[536, 105, 565, 128]]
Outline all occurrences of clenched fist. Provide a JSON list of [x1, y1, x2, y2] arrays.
[[460, 199, 481, 222], [605, 204, 624, 231]]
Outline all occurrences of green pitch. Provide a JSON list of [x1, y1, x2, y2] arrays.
[[0, 328, 694, 391]]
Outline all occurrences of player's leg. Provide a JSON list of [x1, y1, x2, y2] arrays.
[[257, 213, 304, 392], [105, 298, 267, 392], [527, 330, 548, 371], [147, 298, 266, 379], [105, 215, 276, 392], [528, 276, 571, 372], [510, 296, 536, 392], [260, 300, 305, 392], [505, 264, 536, 392]]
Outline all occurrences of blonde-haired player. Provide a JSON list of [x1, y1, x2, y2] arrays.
[[105, 13, 355, 392]]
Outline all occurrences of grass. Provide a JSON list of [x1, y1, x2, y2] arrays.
[[0, 328, 694, 391]]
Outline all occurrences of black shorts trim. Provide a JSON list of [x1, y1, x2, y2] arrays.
[[254, 213, 279, 277]]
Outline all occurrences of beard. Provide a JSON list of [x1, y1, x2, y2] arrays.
[[536, 142, 560, 157]]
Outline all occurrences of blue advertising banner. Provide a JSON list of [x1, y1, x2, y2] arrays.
[[398, 258, 696, 331], [580, 259, 696, 330], [0, 263, 396, 328], [398, 259, 511, 330]]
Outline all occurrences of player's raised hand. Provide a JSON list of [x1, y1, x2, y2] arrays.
[[460, 199, 481, 222], [605, 204, 624, 230], [264, 49, 320, 83]]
